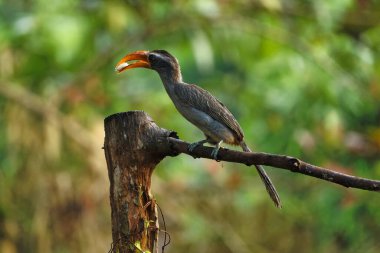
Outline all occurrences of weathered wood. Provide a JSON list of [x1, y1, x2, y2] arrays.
[[104, 111, 175, 253]]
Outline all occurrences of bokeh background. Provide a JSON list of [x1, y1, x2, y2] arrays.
[[1, 0, 380, 252]]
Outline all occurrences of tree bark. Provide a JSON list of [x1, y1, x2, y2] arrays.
[[104, 111, 176, 253]]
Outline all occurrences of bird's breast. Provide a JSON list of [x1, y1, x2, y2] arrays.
[[173, 103, 237, 144]]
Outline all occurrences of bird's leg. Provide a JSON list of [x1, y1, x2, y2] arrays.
[[210, 140, 223, 160], [188, 139, 208, 152]]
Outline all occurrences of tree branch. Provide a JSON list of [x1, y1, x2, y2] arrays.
[[167, 138, 380, 192]]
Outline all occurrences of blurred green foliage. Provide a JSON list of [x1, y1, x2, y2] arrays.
[[1, 0, 380, 252]]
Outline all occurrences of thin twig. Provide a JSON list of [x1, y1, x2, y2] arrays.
[[156, 202, 171, 253], [167, 137, 380, 192]]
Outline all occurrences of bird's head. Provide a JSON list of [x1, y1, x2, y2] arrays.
[[115, 50, 179, 73]]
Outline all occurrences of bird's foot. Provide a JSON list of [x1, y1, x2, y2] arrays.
[[188, 140, 207, 152], [210, 147, 220, 161], [188, 142, 199, 152], [211, 141, 223, 161]]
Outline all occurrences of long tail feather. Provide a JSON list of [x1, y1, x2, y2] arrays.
[[240, 141, 282, 208]]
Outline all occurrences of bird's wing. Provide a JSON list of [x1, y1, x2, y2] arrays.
[[174, 83, 244, 141]]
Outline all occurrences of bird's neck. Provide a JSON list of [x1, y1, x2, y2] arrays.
[[157, 67, 183, 94]]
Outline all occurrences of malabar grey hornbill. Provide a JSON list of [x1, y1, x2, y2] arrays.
[[115, 50, 281, 208]]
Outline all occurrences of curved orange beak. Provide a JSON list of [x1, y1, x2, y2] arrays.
[[115, 50, 151, 73]]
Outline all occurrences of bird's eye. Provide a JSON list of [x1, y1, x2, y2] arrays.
[[148, 54, 157, 62]]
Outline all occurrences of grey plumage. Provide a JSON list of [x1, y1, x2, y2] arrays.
[[116, 49, 282, 208], [240, 142, 281, 208], [173, 83, 244, 144]]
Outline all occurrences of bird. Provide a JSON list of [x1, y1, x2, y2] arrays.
[[115, 50, 281, 208]]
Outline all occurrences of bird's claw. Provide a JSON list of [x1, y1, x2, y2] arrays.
[[211, 148, 220, 161], [188, 140, 208, 152], [188, 142, 200, 152]]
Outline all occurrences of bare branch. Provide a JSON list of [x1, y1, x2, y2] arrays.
[[168, 137, 380, 192]]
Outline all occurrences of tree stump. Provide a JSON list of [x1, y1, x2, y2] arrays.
[[104, 111, 175, 253]]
